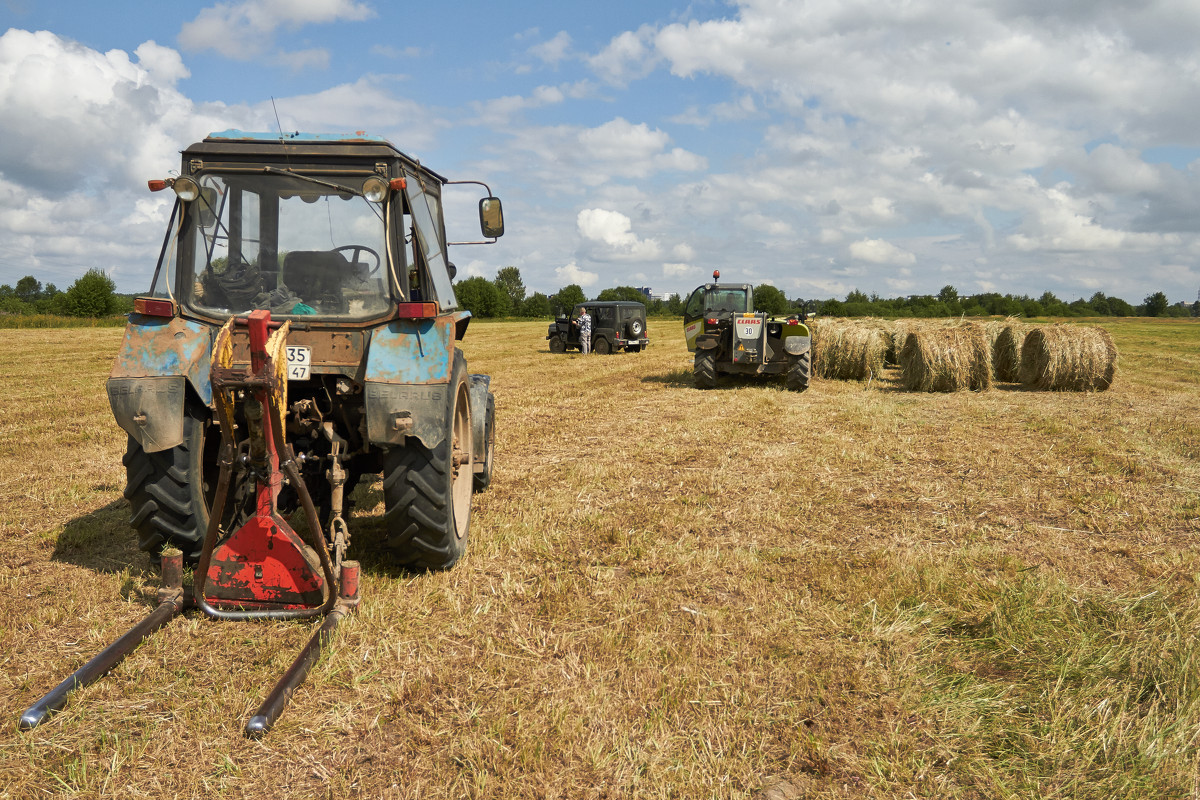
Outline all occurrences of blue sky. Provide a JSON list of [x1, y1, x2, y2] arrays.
[[2, 0, 1199, 304]]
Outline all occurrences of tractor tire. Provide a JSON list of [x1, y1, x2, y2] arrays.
[[549, 336, 566, 354], [473, 393, 495, 493], [122, 404, 217, 561], [694, 351, 717, 389], [382, 351, 474, 570], [786, 351, 811, 393], [594, 337, 612, 355]]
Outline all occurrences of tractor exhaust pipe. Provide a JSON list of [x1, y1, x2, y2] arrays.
[[18, 550, 186, 731]]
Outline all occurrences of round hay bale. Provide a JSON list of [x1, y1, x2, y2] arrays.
[[900, 323, 993, 392], [811, 319, 889, 380], [992, 321, 1025, 383], [1019, 325, 1117, 391]]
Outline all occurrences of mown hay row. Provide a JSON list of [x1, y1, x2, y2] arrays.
[[1019, 325, 1117, 391], [900, 323, 993, 392], [992, 319, 1025, 382], [810, 318, 890, 380]]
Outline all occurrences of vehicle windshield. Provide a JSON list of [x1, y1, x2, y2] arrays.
[[182, 172, 393, 319], [704, 289, 749, 314]]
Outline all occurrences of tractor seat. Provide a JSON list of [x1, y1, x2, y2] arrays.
[[281, 251, 351, 314]]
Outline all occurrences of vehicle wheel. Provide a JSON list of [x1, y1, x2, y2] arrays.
[[786, 351, 811, 392], [694, 351, 717, 389], [122, 403, 220, 561], [549, 336, 566, 354], [382, 351, 473, 570], [629, 320, 644, 337], [473, 393, 495, 493], [594, 337, 612, 355]]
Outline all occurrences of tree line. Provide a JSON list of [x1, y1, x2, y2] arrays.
[[456, 267, 1199, 319], [0, 271, 131, 317], [3, 266, 1194, 320]]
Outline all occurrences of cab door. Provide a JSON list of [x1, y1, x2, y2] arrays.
[[682, 287, 705, 352]]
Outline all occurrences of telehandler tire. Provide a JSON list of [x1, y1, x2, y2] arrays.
[[786, 351, 811, 392], [383, 350, 474, 570], [694, 351, 717, 389]]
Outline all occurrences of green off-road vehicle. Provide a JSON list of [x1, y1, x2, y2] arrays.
[[682, 271, 811, 391]]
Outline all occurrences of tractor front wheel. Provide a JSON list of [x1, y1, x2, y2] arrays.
[[383, 351, 474, 570], [786, 351, 811, 392], [122, 404, 219, 561], [694, 351, 717, 389], [473, 393, 495, 493]]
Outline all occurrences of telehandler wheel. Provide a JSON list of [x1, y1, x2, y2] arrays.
[[786, 351, 811, 393], [122, 404, 218, 561], [694, 351, 717, 389], [549, 336, 566, 354], [473, 393, 495, 493], [383, 351, 474, 570]]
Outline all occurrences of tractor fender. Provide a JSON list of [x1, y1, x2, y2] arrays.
[[696, 334, 721, 350], [107, 315, 215, 452], [364, 316, 457, 450], [468, 374, 491, 464], [783, 334, 812, 356]]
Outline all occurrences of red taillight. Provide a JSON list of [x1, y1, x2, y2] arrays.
[[147, 179, 168, 192], [706, 317, 719, 325], [397, 302, 438, 319], [134, 297, 176, 317]]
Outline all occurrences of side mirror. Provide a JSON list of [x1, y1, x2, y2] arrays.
[[447, 262, 458, 280], [196, 186, 218, 229], [479, 196, 504, 239]]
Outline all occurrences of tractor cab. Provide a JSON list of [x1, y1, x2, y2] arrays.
[[682, 270, 754, 351]]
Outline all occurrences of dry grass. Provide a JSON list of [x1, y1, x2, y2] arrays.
[[2, 317, 1200, 798], [1020, 324, 1119, 391], [899, 323, 993, 392]]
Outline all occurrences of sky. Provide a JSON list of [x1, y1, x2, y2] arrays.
[[1, 0, 1199, 304]]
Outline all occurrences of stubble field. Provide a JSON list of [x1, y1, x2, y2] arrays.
[[0, 316, 1198, 799]]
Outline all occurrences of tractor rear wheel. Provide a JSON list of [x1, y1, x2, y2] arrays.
[[786, 351, 811, 392], [382, 351, 474, 570], [122, 404, 218, 561], [694, 351, 717, 389]]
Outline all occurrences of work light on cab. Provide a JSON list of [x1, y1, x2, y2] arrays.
[[362, 176, 389, 203], [171, 176, 200, 202]]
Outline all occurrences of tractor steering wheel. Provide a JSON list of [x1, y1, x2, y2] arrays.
[[333, 244, 381, 276]]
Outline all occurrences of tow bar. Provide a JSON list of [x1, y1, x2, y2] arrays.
[[20, 310, 359, 738]]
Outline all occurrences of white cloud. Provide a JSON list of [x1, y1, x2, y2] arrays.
[[178, 0, 373, 65], [849, 239, 917, 266], [577, 208, 662, 260], [589, 26, 659, 86], [555, 262, 598, 287], [529, 32, 572, 67]]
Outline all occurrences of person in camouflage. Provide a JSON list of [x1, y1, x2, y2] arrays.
[[574, 306, 592, 354]]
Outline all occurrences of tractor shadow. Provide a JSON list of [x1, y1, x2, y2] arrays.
[[640, 368, 696, 388], [50, 495, 156, 577], [47, 478, 462, 583]]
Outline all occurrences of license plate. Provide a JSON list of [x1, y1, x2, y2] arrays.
[[286, 345, 311, 380]]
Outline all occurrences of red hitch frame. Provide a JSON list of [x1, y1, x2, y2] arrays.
[[20, 311, 361, 737]]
